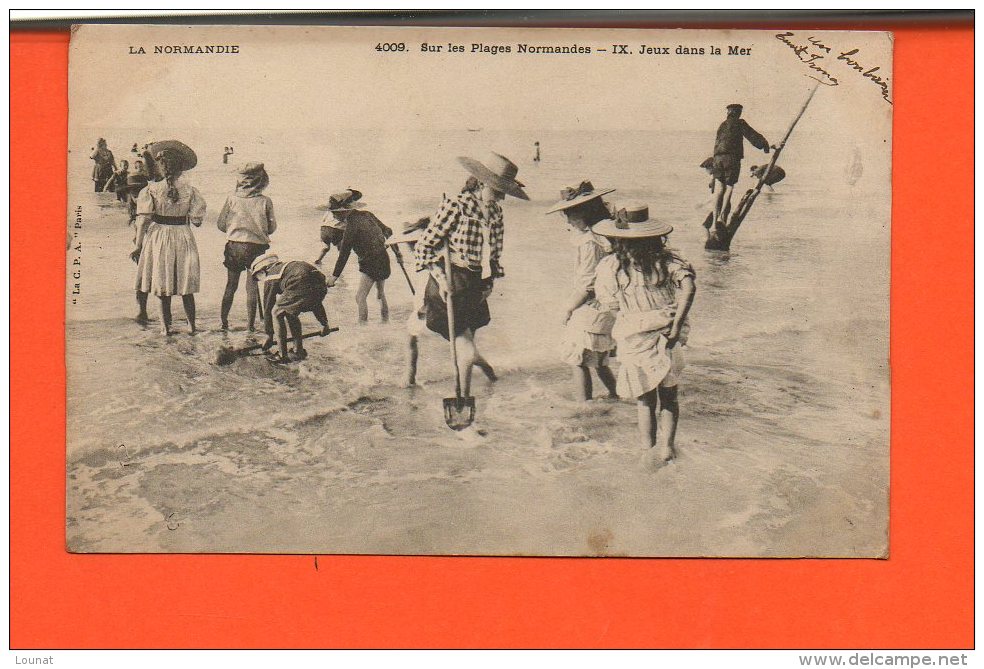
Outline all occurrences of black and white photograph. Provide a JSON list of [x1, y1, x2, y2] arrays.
[[66, 24, 892, 556]]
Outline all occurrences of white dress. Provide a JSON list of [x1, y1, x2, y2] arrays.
[[559, 229, 616, 365], [594, 251, 695, 397], [134, 177, 207, 296]]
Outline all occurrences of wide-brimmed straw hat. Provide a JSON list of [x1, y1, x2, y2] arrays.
[[386, 216, 430, 246], [249, 252, 281, 277], [144, 140, 197, 171], [457, 153, 528, 200], [592, 204, 673, 239], [545, 180, 615, 214]]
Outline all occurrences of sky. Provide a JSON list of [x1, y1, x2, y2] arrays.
[[70, 25, 893, 143]]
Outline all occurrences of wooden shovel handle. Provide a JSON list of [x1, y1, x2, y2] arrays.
[[237, 328, 338, 355], [443, 245, 463, 399]]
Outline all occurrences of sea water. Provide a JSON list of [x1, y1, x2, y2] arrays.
[[66, 128, 889, 556]]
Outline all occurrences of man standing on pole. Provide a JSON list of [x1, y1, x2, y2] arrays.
[[708, 104, 770, 229]]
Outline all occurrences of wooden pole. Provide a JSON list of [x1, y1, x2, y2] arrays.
[[705, 83, 820, 251]]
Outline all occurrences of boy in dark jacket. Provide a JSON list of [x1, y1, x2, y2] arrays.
[[710, 104, 771, 227], [321, 189, 393, 323]]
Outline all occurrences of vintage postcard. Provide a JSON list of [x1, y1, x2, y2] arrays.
[[66, 24, 892, 556]]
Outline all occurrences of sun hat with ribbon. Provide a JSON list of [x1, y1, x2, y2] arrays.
[[592, 204, 673, 239], [140, 140, 197, 184], [386, 216, 430, 246], [545, 180, 615, 214], [457, 153, 528, 200], [249, 252, 281, 278], [143, 140, 197, 172]]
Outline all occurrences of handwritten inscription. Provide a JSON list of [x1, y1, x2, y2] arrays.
[[775, 32, 892, 105], [837, 49, 893, 104], [775, 32, 839, 86]]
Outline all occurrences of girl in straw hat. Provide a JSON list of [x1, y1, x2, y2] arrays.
[[594, 204, 697, 469], [130, 140, 206, 334], [414, 154, 527, 398], [388, 217, 497, 388], [216, 162, 277, 332], [547, 180, 619, 402]]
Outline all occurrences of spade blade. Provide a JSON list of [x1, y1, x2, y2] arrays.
[[443, 396, 476, 431]]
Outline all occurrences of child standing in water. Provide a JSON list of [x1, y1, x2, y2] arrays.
[[322, 189, 393, 324], [215, 162, 277, 331], [131, 140, 205, 334], [547, 181, 618, 401], [386, 215, 496, 387], [594, 204, 697, 469], [110, 160, 130, 203]]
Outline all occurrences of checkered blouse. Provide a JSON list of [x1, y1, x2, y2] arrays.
[[414, 188, 504, 279]]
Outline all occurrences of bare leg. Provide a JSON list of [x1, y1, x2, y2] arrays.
[[596, 365, 618, 398], [721, 185, 734, 224], [636, 389, 659, 450], [405, 335, 419, 387], [573, 365, 592, 402], [181, 295, 196, 333], [245, 273, 259, 331], [135, 291, 150, 323], [718, 186, 735, 225], [220, 268, 241, 330], [473, 354, 497, 382], [654, 385, 679, 462], [159, 296, 173, 335], [376, 280, 389, 322], [712, 178, 727, 224], [315, 246, 330, 265], [276, 314, 290, 360], [311, 303, 329, 331], [355, 273, 373, 323], [286, 314, 305, 357], [455, 330, 477, 397]]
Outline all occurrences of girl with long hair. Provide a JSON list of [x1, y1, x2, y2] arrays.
[[130, 141, 206, 334], [594, 204, 697, 469]]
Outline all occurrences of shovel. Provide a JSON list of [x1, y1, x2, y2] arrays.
[[389, 244, 416, 295], [214, 328, 338, 366], [441, 245, 476, 430]]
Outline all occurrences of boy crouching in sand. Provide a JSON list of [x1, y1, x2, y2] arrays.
[[250, 252, 331, 363]]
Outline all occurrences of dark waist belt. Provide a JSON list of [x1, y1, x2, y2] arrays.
[[152, 214, 189, 226]]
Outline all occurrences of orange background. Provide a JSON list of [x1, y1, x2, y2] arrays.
[[10, 23, 974, 649]]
